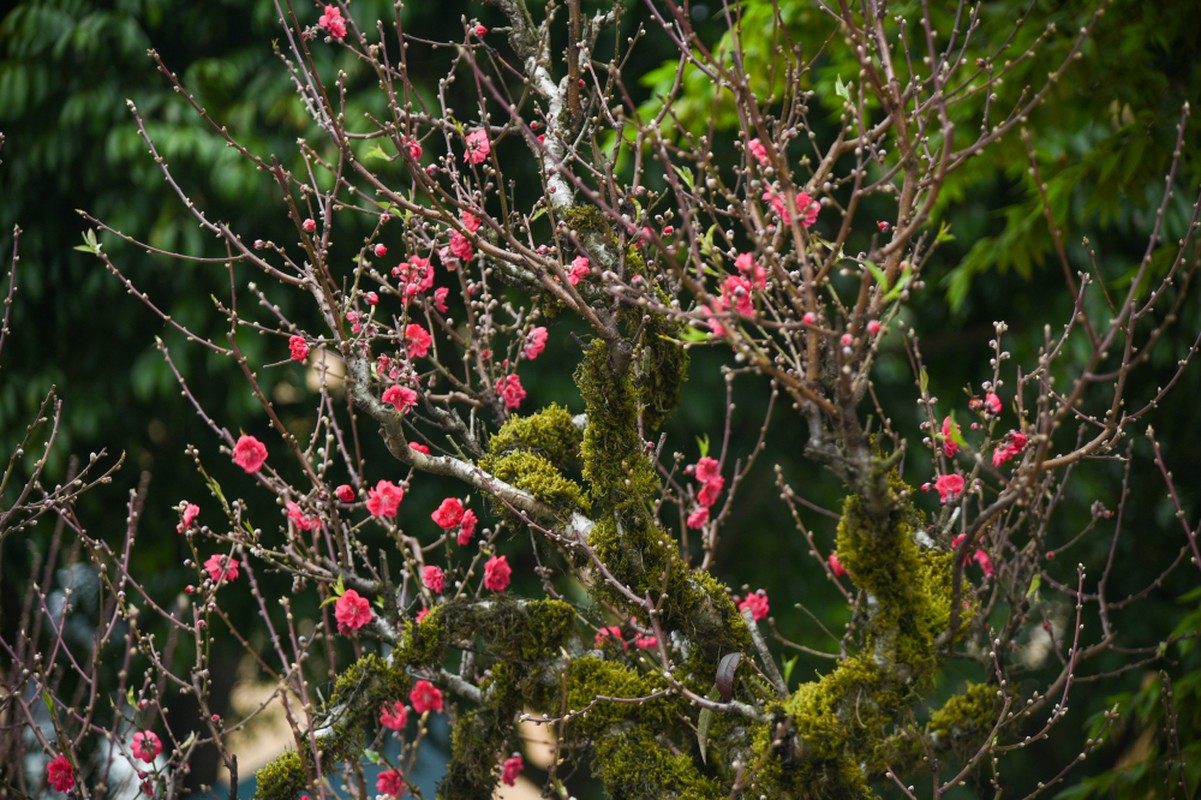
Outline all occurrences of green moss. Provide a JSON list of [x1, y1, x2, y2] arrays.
[[564, 657, 681, 737], [330, 652, 411, 716], [253, 751, 307, 800], [438, 597, 576, 663], [592, 728, 722, 800], [633, 310, 690, 433], [928, 681, 1001, 757], [479, 405, 589, 517]]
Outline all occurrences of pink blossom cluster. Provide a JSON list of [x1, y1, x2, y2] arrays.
[[335, 589, 373, 633], [431, 497, 479, 546], [685, 456, 724, 528], [763, 188, 819, 227], [496, 373, 526, 410], [952, 534, 995, 577], [737, 589, 770, 621], [483, 555, 511, 592], [367, 480, 405, 517], [317, 4, 346, 39]]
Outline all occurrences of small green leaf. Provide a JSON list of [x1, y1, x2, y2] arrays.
[[696, 434, 710, 458], [919, 367, 929, 395], [43, 692, 56, 715], [696, 685, 721, 764], [678, 326, 711, 344], [936, 220, 955, 243], [782, 656, 797, 685], [363, 145, 392, 161], [363, 748, 381, 764], [74, 229, 101, 255], [835, 74, 850, 101], [127, 687, 137, 708], [864, 259, 888, 289], [334, 575, 346, 596], [1026, 574, 1042, 600], [675, 165, 695, 192]]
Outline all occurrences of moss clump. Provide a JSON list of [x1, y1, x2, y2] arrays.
[[438, 597, 575, 663], [330, 652, 411, 716], [592, 728, 722, 800], [633, 311, 690, 433], [253, 751, 306, 800], [479, 405, 589, 517], [563, 657, 680, 737], [928, 681, 1001, 757], [486, 404, 582, 472], [440, 662, 525, 800]]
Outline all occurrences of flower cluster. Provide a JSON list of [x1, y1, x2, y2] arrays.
[[737, 589, 770, 622], [203, 554, 240, 584], [496, 373, 526, 410], [410, 679, 443, 713], [501, 754, 524, 787], [685, 456, 725, 528], [431, 497, 479, 545], [232, 434, 267, 473], [366, 480, 405, 517], [335, 589, 373, 633], [483, 555, 511, 592], [317, 4, 346, 39]]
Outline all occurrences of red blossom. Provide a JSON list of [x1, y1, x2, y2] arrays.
[[984, 392, 1002, 415], [501, 754, 524, 787], [696, 476, 724, 508], [232, 435, 268, 473], [456, 509, 478, 546], [462, 211, 481, 232], [335, 589, 373, 633], [747, 137, 769, 166], [432, 497, 465, 529], [335, 484, 355, 502], [524, 326, 548, 360], [942, 416, 961, 458], [734, 251, 766, 289], [131, 731, 162, 764], [404, 137, 422, 160], [693, 456, 721, 484], [634, 633, 658, 649], [496, 374, 526, 410], [404, 323, 432, 359], [286, 501, 318, 531], [464, 129, 491, 164], [395, 255, 434, 296], [379, 701, 408, 731], [568, 256, 590, 285], [828, 552, 846, 577], [483, 555, 511, 592], [738, 590, 770, 621], [422, 565, 445, 594], [595, 626, 627, 651], [410, 442, 431, 455], [992, 431, 1028, 466], [47, 754, 74, 793], [410, 679, 443, 713], [382, 384, 418, 413], [932, 473, 965, 504], [318, 4, 346, 38], [366, 480, 404, 518], [376, 769, 405, 797], [449, 230, 474, 262], [972, 549, 995, 577], [762, 188, 819, 227], [302, 217, 316, 232], [686, 507, 709, 528], [177, 502, 200, 534], [288, 335, 310, 362], [204, 554, 240, 584], [721, 274, 755, 316], [433, 286, 450, 313]]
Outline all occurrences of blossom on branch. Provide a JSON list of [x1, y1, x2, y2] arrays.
[[382, 384, 418, 413], [483, 555, 511, 592], [204, 554, 240, 584], [501, 754, 524, 786], [456, 509, 478, 546], [738, 589, 770, 621], [524, 326, 548, 360], [404, 323, 432, 359], [496, 374, 526, 410], [928, 473, 965, 504], [763, 188, 819, 227], [993, 431, 1028, 466], [288, 335, 310, 362], [46, 754, 74, 793], [131, 731, 162, 763], [376, 769, 405, 797], [422, 565, 445, 594], [410, 679, 443, 713], [318, 4, 346, 39], [464, 129, 491, 164], [432, 497, 465, 529], [379, 701, 408, 731], [176, 502, 200, 534], [366, 480, 404, 517], [232, 435, 267, 473], [941, 416, 961, 458], [334, 589, 373, 633], [747, 137, 769, 166]]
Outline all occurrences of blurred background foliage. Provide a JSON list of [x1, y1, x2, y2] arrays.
[[2, 0, 1199, 796]]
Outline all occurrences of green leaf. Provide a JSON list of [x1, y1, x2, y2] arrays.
[[696, 685, 720, 764], [1026, 573, 1042, 601], [883, 266, 913, 303], [782, 656, 797, 685], [834, 74, 850, 101], [677, 326, 711, 344], [43, 692, 55, 715], [864, 259, 887, 289], [696, 434, 710, 458], [363, 145, 392, 162], [74, 228, 101, 254], [919, 367, 929, 395], [936, 220, 955, 243], [675, 165, 695, 192], [363, 748, 381, 764], [127, 687, 137, 708]]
